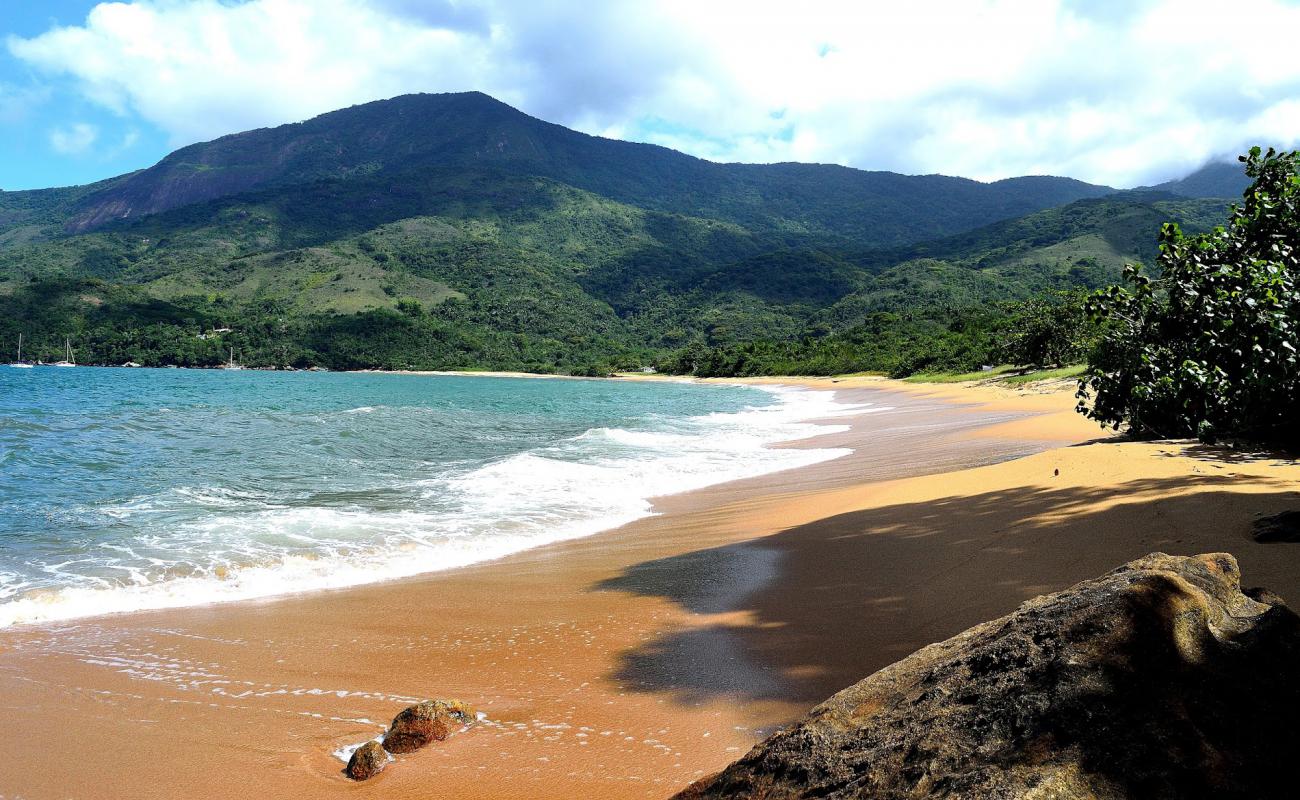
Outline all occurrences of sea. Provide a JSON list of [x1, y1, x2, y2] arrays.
[[0, 367, 868, 627]]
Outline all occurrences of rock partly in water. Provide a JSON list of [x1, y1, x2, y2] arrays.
[[381, 699, 476, 754], [345, 741, 388, 781], [675, 552, 1300, 799]]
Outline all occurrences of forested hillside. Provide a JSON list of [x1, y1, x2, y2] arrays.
[[0, 92, 1237, 374]]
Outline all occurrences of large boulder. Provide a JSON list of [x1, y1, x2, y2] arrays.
[[345, 741, 387, 781], [381, 699, 476, 754], [675, 553, 1300, 799]]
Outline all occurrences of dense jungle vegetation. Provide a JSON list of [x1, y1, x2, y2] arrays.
[[0, 92, 1245, 377]]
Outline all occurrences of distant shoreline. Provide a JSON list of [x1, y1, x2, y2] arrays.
[[3, 361, 859, 387], [5, 362, 681, 380]]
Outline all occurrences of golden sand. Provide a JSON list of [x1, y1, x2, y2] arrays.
[[1, 376, 1296, 799]]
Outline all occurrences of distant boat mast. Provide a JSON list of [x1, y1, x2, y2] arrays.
[[53, 337, 75, 367], [222, 346, 244, 370], [7, 334, 34, 368]]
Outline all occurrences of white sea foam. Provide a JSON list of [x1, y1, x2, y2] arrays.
[[332, 733, 388, 764], [0, 386, 882, 627]]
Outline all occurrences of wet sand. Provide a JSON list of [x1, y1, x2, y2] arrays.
[[2, 378, 1297, 799]]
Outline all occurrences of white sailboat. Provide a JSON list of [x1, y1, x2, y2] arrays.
[[8, 334, 33, 368], [53, 337, 75, 367], [221, 346, 243, 370]]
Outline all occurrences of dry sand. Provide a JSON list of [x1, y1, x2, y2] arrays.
[[1, 375, 1297, 799]]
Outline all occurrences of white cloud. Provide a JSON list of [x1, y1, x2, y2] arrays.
[[8, 0, 494, 146], [8, 0, 1300, 186], [49, 122, 100, 155]]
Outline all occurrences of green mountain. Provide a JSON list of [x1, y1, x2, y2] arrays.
[[3, 92, 1111, 245], [810, 193, 1228, 327], [1146, 161, 1249, 199], [0, 92, 1235, 374]]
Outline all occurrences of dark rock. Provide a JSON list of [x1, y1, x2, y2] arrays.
[[345, 741, 387, 781], [674, 552, 1300, 799], [381, 699, 476, 754]]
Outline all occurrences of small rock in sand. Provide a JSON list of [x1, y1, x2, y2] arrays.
[[382, 699, 476, 754], [345, 741, 387, 781]]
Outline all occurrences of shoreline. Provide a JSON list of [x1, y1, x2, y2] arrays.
[[3, 376, 1296, 799], [0, 378, 854, 630]]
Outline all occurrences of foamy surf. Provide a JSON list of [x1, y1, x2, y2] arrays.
[[0, 379, 881, 628]]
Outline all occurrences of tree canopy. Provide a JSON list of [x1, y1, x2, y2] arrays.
[[995, 290, 1095, 369], [1078, 147, 1300, 445]]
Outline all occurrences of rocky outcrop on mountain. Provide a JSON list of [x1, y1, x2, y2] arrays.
[[674, 552, 1300, 799], [381, 699, 476, 754]]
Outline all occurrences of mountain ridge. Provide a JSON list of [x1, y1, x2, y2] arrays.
[[3, 91, 1115, 248], [1144, 160, 1250, 199]]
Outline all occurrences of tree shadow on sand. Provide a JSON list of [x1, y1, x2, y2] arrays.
[[1165, 441, 1298, 464], [593, 473, 1300, 709]]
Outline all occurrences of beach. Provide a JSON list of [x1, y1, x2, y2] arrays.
[[2, 375, 1298, 799]]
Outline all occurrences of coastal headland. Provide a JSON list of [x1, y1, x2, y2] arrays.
[[1, 375, 1297, 799]]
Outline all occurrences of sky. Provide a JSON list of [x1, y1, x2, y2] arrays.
[[2, 0, 1299, 191]]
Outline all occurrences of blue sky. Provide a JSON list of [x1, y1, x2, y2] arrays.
[[2, 2, 170, 189], [4, 0, 1300, 192]]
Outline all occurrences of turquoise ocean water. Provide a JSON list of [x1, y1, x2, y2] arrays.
[[0, 368, 864, 627]]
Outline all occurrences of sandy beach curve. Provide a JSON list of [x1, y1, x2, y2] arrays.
[[2, 376, 1297, 799]]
